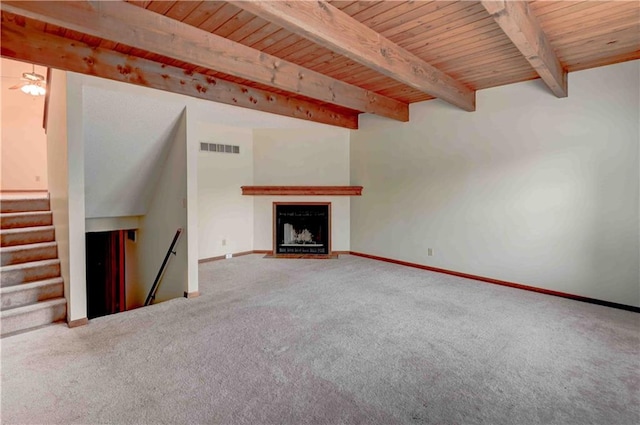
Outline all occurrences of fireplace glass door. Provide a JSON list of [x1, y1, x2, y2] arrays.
[[274, 203, 330, 255]]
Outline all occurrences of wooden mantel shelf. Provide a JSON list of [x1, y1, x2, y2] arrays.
[[241, 186, 363, 196]]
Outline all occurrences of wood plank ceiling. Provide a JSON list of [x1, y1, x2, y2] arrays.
[[1, 1, 638, 129]]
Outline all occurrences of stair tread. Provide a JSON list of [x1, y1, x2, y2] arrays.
[[0, 196, 49, 201], [0, 211, 52, 218], [0, 298, 66, 317], [1, 258, 60, 272], [0, 277, 64, 294], [1, 225, 55, 234], [0, 241, 57, 252]]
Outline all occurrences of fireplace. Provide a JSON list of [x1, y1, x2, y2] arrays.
[[273, 203, 330, 256]]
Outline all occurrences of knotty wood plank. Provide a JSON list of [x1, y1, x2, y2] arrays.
[[232, 0, 475, 111], [535, 1, 629, 26], [164, 1, 203, 21], [0, 16, 359, 129], [225, 15, 270, 42], [482, 0, 568, 98], [529, 1, 586, 17], [146, 1, 174, 15], [197, 3, 242, 33], [566, 50, 640, 72], [180, 1, 227, 28], [2, 0, 408, 121], [214, 10, 257, 38]]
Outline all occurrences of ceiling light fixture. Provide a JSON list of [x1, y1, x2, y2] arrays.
[[9, 64, 46, 96], [20, 81, 46, 96]]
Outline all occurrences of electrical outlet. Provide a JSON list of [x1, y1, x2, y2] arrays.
[[222, 239, 226, 246], [35, 175, 41, 182], [427, 248, 434, 256], [225, 253, 232, 259]]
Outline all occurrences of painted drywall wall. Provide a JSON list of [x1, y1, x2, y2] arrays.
[[197, 123, 254, 259], [83, 86, 187, 218], [253, 127, 350, 185], [137, 110, 188, 305], [351, 60, 640, 307], [253, 128, 351, 251], [1, 58, 48, 190], [45, 69, 71, 319], [46, 70, 87, 322], [85, 216, 140, 233], [66, 74, 88, 322]]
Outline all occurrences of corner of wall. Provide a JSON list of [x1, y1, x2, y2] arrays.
[[138, 108, 189, 305]]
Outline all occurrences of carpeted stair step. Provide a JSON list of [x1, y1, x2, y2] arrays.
[[1, 259, 61, 287], [1, 211, 53, 229], [0, 198, 50, 214], [0, 277, 64, 311], [1, 226, 55, 247], [1, 242, 58, 266], [0, 298, 66, 337]]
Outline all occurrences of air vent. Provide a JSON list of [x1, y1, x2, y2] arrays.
[[199, 142, 240, 154]]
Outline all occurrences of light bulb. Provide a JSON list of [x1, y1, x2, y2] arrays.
[[20, 83, 46, 96]]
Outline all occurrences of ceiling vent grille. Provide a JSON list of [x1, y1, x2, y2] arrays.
[[200, 142, 240, 154]]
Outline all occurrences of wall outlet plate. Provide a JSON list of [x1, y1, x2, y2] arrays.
[[225, 253, 232, 259], [427, 248, 434, 256]]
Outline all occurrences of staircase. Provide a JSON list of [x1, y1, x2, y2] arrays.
[[1, 195, 66, 336]]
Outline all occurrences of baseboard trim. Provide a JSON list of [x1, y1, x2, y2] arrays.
[[198, 251, 254, 263], [0, 190, 48, 193], [253, 250, 272, 255], [184, 291, 200, 299], [350, 251, 640, 313], [67, 317, 88, 328]]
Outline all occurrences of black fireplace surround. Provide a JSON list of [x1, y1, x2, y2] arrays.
[[274, 203, 330, 255]]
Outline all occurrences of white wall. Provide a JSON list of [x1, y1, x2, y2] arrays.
[[138, 110, 189, 305], [253, 128, 351, 251], [85, 216, 140, 233], [66, 74, 88, 322], [46, 70, 87, 322], [351, 60, 640, 307], [83, 86, 187, 218], [46, 69, 71, 319], [197, 123, 253, 259], [1, 58, 48, 190]]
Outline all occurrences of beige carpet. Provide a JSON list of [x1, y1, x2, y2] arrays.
[[1, 254, 638, 424]]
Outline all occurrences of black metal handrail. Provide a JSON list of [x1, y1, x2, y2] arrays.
[[144, 228, 183, 306]]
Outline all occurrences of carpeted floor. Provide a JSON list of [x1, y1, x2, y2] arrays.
[[1, 254, 638, 424]]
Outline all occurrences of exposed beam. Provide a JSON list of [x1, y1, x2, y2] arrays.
[[230, 0, 476, 112], [0, 14, 359, 129], [0, 0, 408, 122], [481, 0, 568, 98]]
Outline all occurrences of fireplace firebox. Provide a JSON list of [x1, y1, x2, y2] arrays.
[[273, 203, 330, 256]]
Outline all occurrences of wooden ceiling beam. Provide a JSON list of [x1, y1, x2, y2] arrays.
[[0, 0, 408, 122], [0, 15, 359, 129], [230, 1, 476, 112], [481, 0, 568, 98]]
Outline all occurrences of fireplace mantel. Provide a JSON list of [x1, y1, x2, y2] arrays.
[[241, 186, 363, 196]]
